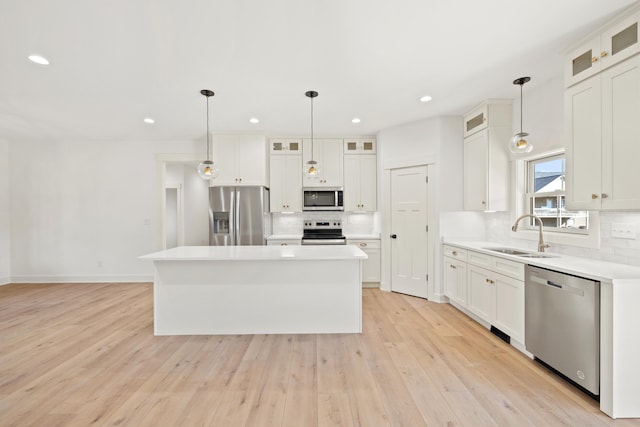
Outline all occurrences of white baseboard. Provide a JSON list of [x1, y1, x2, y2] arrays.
[[0, 276, 10, 286], [9, 274, 153, 284]]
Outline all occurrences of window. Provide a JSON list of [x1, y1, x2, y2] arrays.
[[526, 153, 589, 233]]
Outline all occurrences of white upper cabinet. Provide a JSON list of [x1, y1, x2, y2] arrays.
[[565, 7, 640, 87], [269, 153, 302, 212], [565, 6, 640, 210], [344, 154, 376, 212], [211, 134, 267, 186], [566, 54, 640, 210], [343, 138, 376, 154], [463, 100, 512, 211], [302, 138, 344, 187], [270, 138, 302, 154]]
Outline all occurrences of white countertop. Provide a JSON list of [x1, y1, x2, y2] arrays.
[[140, 245, 368, 261], [444, 240, 640, 283]]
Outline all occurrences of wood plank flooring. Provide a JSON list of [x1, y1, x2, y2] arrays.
[[1, 282, 638, 426]]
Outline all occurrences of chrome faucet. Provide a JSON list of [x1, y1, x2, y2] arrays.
[[511, 214, 550, 253]]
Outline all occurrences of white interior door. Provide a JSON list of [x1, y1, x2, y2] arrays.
[[390, 165, 429, 298]]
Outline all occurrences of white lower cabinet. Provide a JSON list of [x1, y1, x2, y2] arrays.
[[467, 264, 495, 322], [493, 274, 525, 344], [443, 246, 468, 306], [443, 244, 525, 348], [348, 239, 380, 286]]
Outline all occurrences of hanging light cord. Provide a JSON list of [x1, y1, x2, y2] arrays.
[[310, 95, 314, 160], [206, 95, 211, 161], [519, 83, 523, 134]]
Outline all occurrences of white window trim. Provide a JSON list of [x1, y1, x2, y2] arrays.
[[513, 149, 600, 250]]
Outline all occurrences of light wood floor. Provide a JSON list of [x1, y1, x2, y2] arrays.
[[1, 283, 639, 427]]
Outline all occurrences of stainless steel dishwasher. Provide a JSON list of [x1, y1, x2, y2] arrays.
[[525, 265, 600, 396]]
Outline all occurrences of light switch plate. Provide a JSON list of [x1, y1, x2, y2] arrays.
[[611, 222, 636, 239]]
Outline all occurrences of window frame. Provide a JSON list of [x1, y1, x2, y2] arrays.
[[524, 153, 589, 235], [512, 149, 600, 250]]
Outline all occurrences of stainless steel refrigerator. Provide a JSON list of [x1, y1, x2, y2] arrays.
[[209, 186, 270, 246]]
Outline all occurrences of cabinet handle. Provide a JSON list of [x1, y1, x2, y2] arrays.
[[601, 51, 608, 58], [591, 194, 599, 199], [481, 201, 486, 205], [601, 193, 608, 199], [592, 56, 598, 63], [359, 243, 367, 247], [450, 265, 456, 269], [452, 251, 457, 256], [281, 243, 287, 246]]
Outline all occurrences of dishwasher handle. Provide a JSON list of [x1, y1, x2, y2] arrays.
[[529, 274, 585, 297], [546, 280, 562, 289]]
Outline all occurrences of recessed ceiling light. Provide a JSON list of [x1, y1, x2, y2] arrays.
[[28, 55, 50, 65], [352, 118, 361, 124], [420, 95, 432, 103], [143, 118, 155, 124], [249, 117, 259, 124]]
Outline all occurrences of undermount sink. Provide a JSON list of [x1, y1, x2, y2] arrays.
[[483, 247, 559, 258], [516, 253, 558, 258], [483, 247, 531, 256]]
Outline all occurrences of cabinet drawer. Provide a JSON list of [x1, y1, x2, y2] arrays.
[[491, 257, 525, 281], [443, 245, 467, 261], [267, 239, 301, 246], [348, 239, 380, 249], [467, 250, 492, 268]]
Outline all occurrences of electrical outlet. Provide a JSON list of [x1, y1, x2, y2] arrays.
[[611, 223, 636, 239]]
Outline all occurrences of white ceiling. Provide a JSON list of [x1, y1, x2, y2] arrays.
[[1, 0, 637, 142]]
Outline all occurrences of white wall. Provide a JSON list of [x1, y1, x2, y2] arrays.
[[0, 139, 10, 285], [9, 139, 201, 282], [511, 75, 565, 158], [377, 116, 464, 300], [182, 164, 209, 245]]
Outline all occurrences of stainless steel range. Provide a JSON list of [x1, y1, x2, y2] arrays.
[[301, 219, 346, 245]]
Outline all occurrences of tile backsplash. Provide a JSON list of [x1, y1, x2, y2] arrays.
[[485, 211, 640, 267], [272, 212, 381, 236]]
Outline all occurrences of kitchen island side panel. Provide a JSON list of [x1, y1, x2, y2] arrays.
[[152, 259, 362, 335]]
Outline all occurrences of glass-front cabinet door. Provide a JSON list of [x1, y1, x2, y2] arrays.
[[565, 8, 640, 88], [565, 37, 601, 87], [600, 10, 640, 70]]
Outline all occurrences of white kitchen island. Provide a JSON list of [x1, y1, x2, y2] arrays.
[[140, 245, 367, 335]]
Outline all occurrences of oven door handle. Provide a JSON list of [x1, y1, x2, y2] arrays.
[[301, 239, 346, 245]]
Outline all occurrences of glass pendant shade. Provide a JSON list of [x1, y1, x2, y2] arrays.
[[199, 89, 218, 180], [511, 77, 533, 154], [198, 160, 219, 179], [304, 159, 319, 177], [509, 132, 533, 154]]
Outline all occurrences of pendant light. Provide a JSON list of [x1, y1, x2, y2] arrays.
[[304, 90, 320, 177], [510, 76, 533, 154], [197, 89, 220, 180]]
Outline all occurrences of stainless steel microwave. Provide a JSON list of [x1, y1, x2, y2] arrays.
[[303, 187, 344, 211]]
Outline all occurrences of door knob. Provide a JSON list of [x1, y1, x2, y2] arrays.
[[390, 234, 397, 239]]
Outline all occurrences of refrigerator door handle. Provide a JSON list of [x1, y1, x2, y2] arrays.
[[233, 187, 240, 245]]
